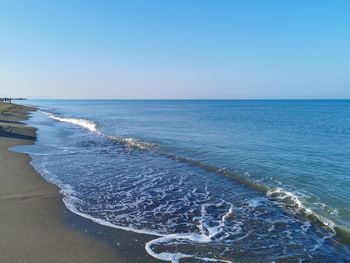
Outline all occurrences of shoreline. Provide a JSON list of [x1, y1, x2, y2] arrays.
[[0, 102, 160, 263], [4, 101, 348, 262]]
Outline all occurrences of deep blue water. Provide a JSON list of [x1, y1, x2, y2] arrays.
[[14, 100, 350, 262]]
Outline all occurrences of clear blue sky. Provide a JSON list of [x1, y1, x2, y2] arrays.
[[0, 0, 349, 99]]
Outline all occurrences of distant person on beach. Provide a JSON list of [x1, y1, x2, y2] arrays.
[[0, 98, 12, 103]]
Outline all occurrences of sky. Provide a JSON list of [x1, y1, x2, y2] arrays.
[[0, 0, 349, 99]]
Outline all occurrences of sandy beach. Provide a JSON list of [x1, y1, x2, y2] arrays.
[[0, 102, 120, 262], [0, 102, 161, 263]]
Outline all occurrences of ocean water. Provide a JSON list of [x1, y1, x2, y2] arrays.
[[14, 100, 350, 262]]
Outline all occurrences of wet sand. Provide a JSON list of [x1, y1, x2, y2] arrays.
[[0, 102, 160, 263]]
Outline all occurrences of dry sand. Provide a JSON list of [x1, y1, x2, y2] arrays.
[[0, 102, 121, 263]]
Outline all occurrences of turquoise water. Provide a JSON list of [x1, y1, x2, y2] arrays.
[[15, 100, 350, 262]]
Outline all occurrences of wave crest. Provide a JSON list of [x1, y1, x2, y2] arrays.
[[45, 112, 97, 132]]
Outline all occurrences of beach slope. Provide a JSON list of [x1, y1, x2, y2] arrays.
[[0, 103, 118, 263]]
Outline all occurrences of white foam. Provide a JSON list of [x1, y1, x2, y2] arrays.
[[43, 111, 158, 152], [60, 179, 234, 263], [106, 135, 156, 150], [266, 187, 336, 233], [145, 234, 233, 263], [267, 187, 312, 214], [62, 196, 163, 237], [246, 197, 266, 208], [45, 112, 98, 133], [63, 195, 233, 262]]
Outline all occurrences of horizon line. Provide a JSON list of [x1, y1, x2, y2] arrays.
[[16, 98, 350, 101]]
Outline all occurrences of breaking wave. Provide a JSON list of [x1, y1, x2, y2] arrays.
[[45, 112, 98, 133]]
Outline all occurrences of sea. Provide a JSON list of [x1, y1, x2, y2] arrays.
[[13, 100, 350, 262]]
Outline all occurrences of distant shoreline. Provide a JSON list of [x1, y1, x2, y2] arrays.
[[16, 98, 350, 102]]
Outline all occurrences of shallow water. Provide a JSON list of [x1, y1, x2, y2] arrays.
[[14, 100, 350, 262]]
